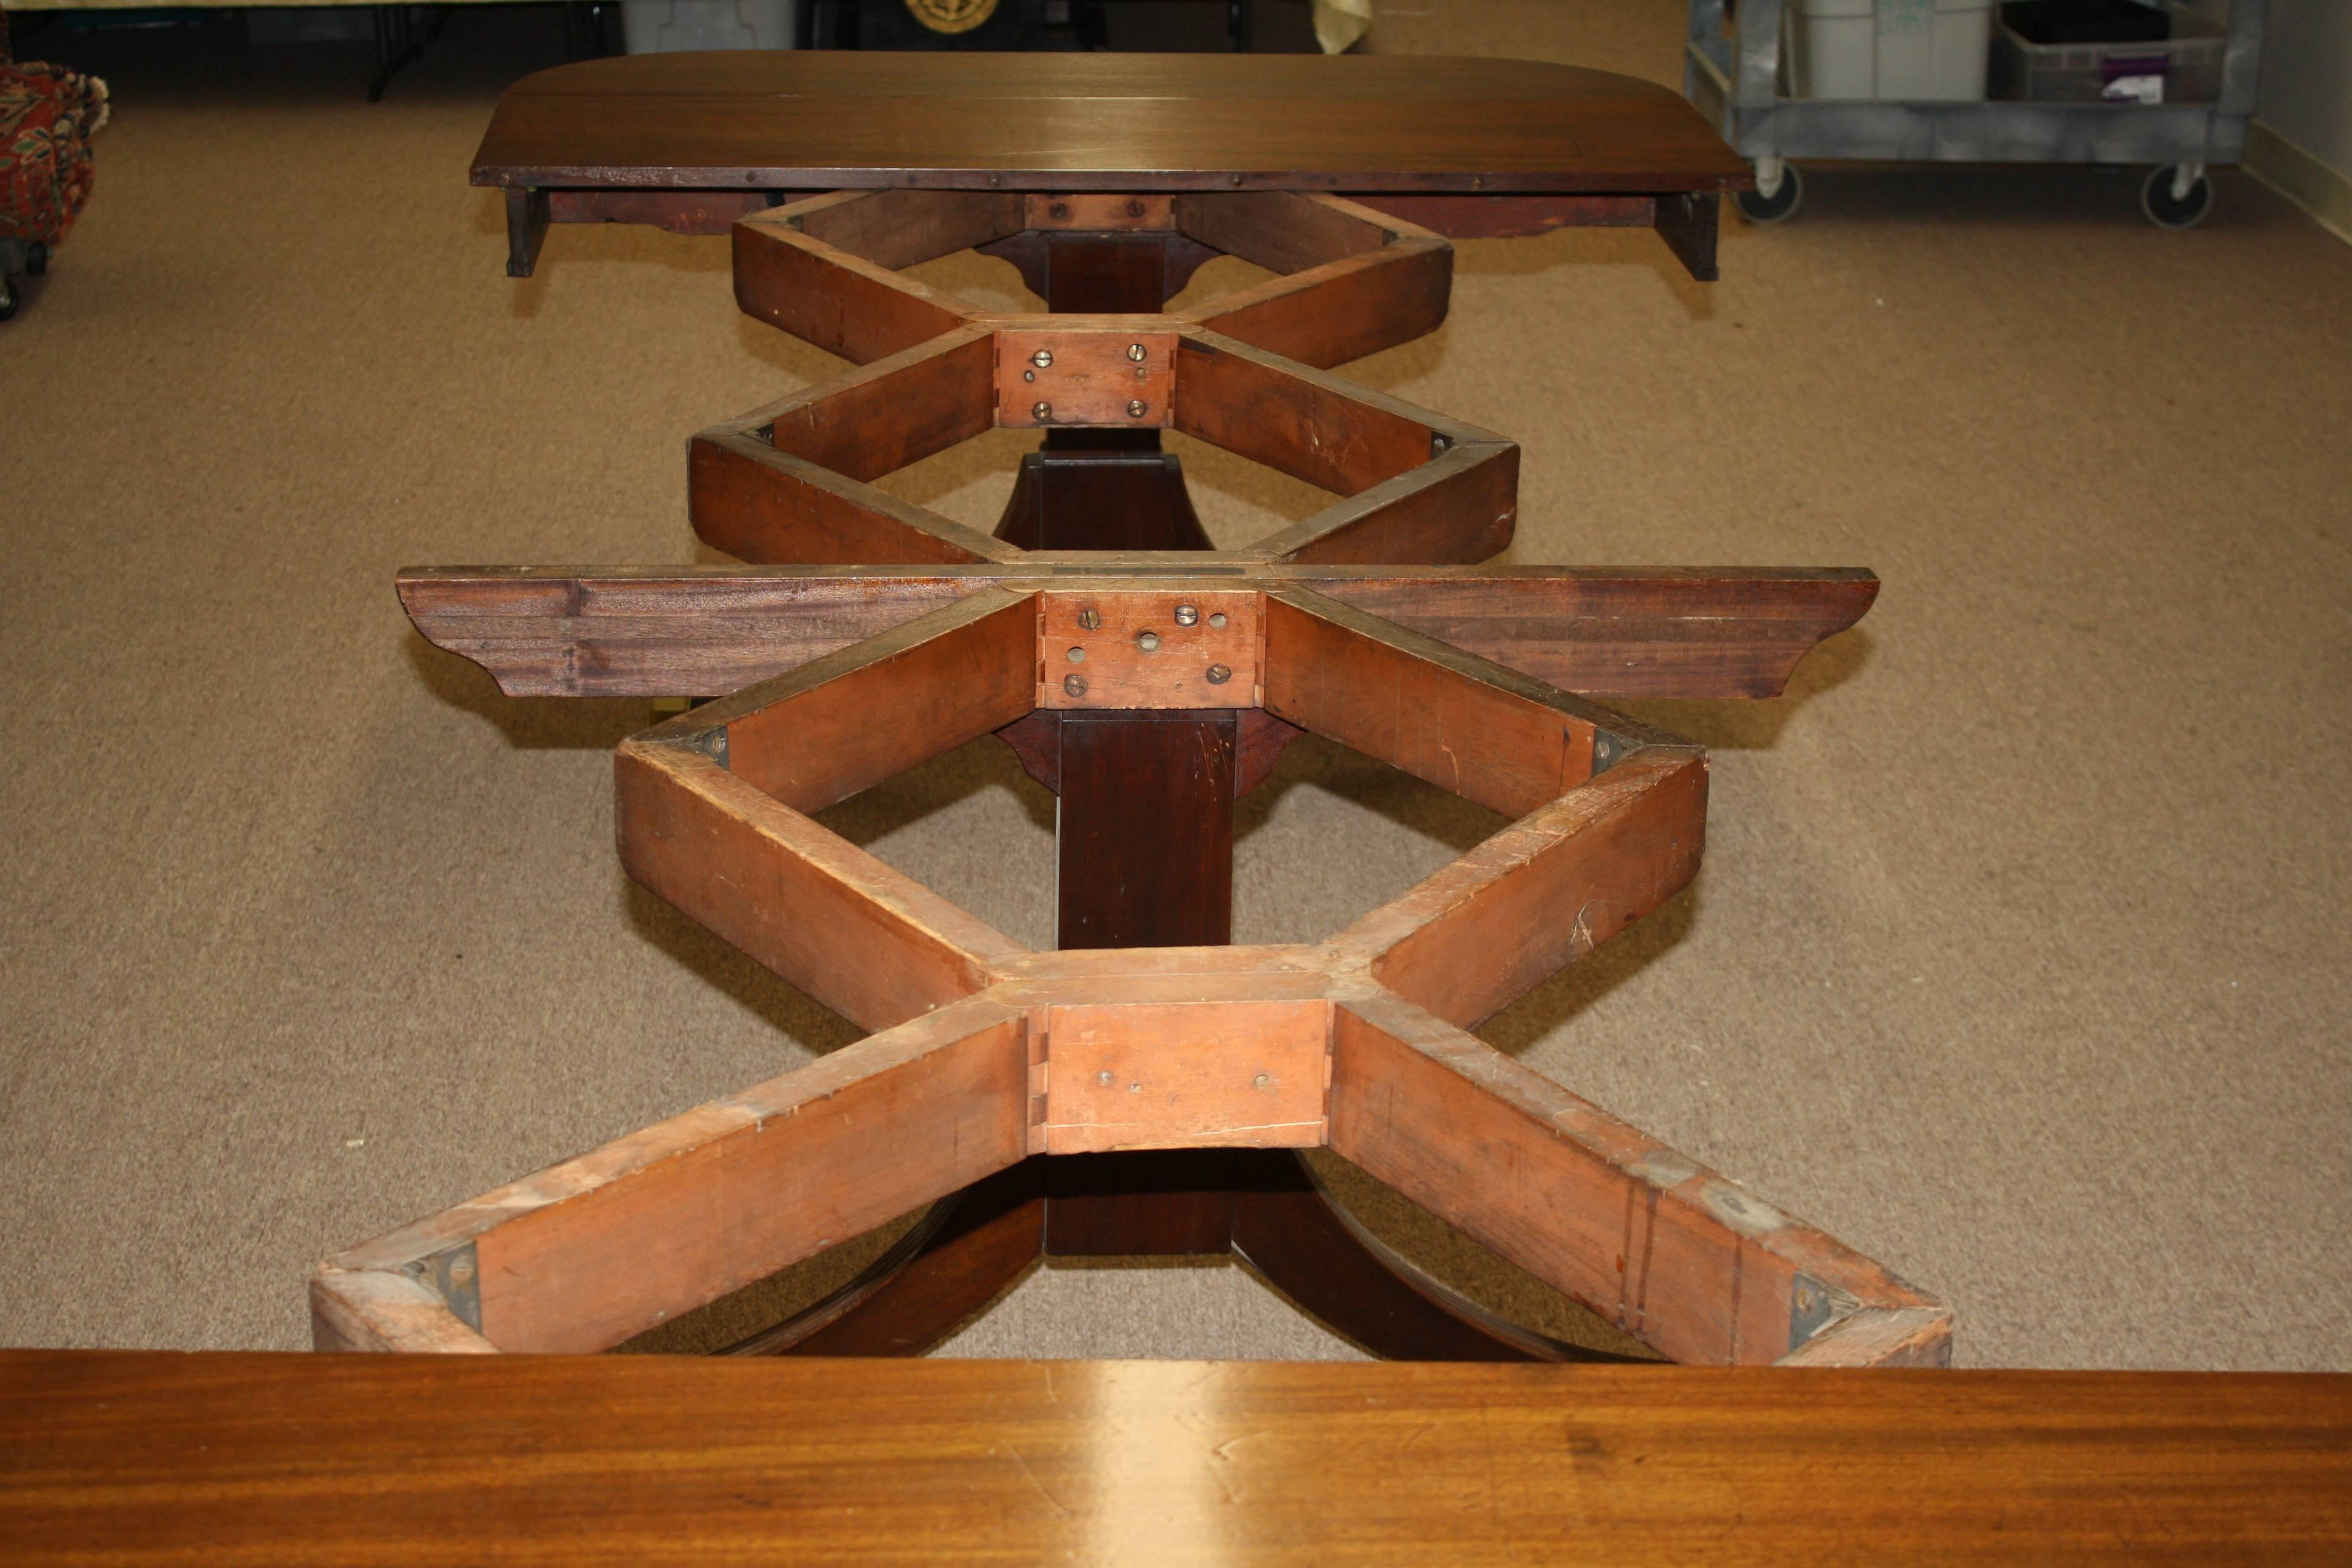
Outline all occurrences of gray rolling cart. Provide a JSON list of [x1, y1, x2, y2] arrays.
[[1685, 0, 2268, 228]]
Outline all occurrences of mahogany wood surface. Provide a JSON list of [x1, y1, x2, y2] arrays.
[[396, 563, 1878, 702], [1056, 710, 1237, 951], [471, 53, 1751, 195], [7, 1351, 2348, 1565]]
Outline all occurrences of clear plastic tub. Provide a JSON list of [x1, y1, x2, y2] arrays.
[[1986, 2, 2225, 104], [1788, 0, 1996, 102]]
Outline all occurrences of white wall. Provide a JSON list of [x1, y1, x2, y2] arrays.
[[2253, 0, 2352, 178]]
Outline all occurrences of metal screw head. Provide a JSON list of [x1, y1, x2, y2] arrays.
[[446, 1256, 477, 1286], [1253, 1073, 1272, 1090], [1127, 342, 1147, 363], [1023, 368, 1035, 383], [1128, 1082, 1143, 1094], [1126, 200, 1145, 218], [1135, 630, 1160, 653], [1096, 1070, 1114, 1087], [1205, 664, 1232, 685], [1208, 613, 1227, 629], [1050, 201, 1071, 220], [1173, 604, 1199, 627], [1126, 399, 1148, 419], [1063, 673, 1088, 698], [1032, 400, 1053, 422], [1065, 646, 1086, 664], [1030, 349, 1054, 368], [1076, 607, 1101, 630]]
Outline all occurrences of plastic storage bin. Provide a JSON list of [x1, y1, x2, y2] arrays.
[[1787, 0, 1996, 101], [1987, 2, 2224, 104], [623, 0, 795, 53]]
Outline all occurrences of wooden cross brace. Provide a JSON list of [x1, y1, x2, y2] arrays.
[[324, 185, 1945, 1370]]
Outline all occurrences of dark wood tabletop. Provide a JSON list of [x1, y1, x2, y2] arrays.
[[5, 1350, 2348, 1563], [471, 51, 1750, 195]]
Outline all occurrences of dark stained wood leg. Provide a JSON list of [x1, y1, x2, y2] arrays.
[[505, 187, 550, 279], [1055, 709, 1236, 950], [1042, 1150, 1255, 1258], [995, 442, 1214, 552], [1233, 1166, 1575, 1362], [737, 1161, 1045, 1357], [1654, 189, 1720, 283]]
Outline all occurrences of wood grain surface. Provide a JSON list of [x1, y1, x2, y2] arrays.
[[471, 53, 1751, 195], [1327, 992, 1946, 1368], [5, 1351, 2348, 1564], [395, 564, 1877, 701]]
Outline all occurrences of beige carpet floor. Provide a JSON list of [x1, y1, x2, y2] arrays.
[[2, 1, 2347, 1369]]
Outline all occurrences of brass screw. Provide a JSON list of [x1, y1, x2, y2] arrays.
[[1206, 664, 1232, 685], [1135, 631, 1160, 653], [1128, 1082, 1143, 1094], [1127, 343, 1146, 362], [1127, 399, 1148, 419], [1033, 400, 1053, 422], [1208, 613, 1227, 629], [1063, 674, 1088, 697], [1076, 607, 1101, 630], [1253, 1073, 1272, 1090], [446, 1256, 477, 1286], [1030, 349, 1054, 368], [1173, 604, 1199, 627], [1096, 1070, 1114, 1086], [1023, 369, 1036, 383], [1066, 647, 1086, 664]]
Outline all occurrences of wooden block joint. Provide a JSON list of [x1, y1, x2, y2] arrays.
[[1039, 589, 1264, 710], [1025, 194, 1176, 231], [1038, 999, 1331, 1154], [996, 327, 1178, 429]]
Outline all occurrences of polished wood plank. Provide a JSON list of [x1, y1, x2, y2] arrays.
[[6, 1351, 2348, 1564], [396, 564, 1877, 701], [472, 53, 1751, 196]]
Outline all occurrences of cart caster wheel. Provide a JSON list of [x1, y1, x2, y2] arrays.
[[1736, 162, 1803, 225], [24, 243, 47, 278], [0, 279, 16, 322], [2141, 165, 2212, 230]]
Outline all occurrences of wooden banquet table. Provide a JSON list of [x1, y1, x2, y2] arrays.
[[13, 47, 2349, 1564]]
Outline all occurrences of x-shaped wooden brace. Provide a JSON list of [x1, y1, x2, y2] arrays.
[[318, 188, 1949, 1368]]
